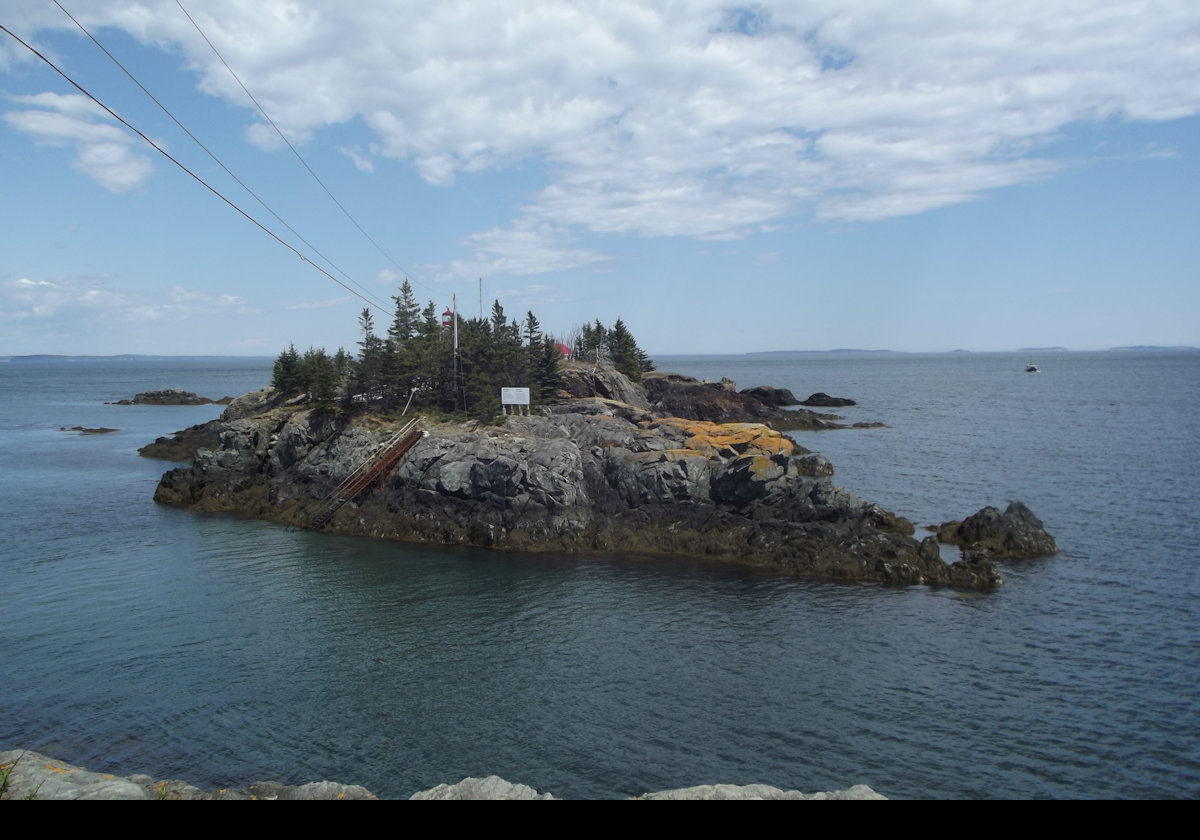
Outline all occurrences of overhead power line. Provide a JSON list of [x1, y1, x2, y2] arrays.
[[53, 0, 391, 313], [174, 0, 433, 298], [0, 21, 390, 317]]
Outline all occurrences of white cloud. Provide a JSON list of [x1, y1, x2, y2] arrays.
[[169, 286, 210, 302], [3, 92, 154, 192], [340, 145, 374, 173], [1, 273, 261, 324], [287, 296, 352, 311], [450, 223, 608, 278], [491, 283, 564, 308], [2, 273, 127, 320], [15, 1, 1200, 259]]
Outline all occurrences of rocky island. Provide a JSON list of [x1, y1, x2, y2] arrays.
[[147, 362, 1056, 589], [109, 388, 232, 406]]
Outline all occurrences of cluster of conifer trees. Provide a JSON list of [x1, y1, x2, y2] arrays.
[[271, 280, 652, 418]]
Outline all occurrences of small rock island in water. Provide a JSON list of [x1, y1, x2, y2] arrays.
[[109, 388, 232, 406], [147, 380, 1056, 590], [145, 298, 1056, 589]]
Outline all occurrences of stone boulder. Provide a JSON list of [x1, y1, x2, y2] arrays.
[[410, 776, 557, 800], [222, 387, 286, 420], [558, 363, 651, 410], [639, 783, 886, 800], [138, 419, 223, 460], [938, 501, 1058, 559], [0, 750, 374, 800], [800, 392, 857, 407], [740, 385, 800, 406]]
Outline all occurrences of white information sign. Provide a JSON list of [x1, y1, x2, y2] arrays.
[[501, 387, 530, 406]]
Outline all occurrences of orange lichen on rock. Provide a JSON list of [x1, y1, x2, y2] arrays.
[[651, 418, 794, 459]]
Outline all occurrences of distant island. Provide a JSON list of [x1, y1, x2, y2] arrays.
[[743, 349, 898, 357]]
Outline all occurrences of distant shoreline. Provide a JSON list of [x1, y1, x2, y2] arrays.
[[3, 346, 1197, 363]]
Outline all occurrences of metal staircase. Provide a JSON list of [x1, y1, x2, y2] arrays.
[[307, 418, 424, 531]]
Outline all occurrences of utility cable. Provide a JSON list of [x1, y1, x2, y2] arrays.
[[175, 0, 433, 299], [0, 22, 390, 317], [52, 1, 391, 313]]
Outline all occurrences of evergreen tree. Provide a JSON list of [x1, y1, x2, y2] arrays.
[[523, 310, 542, 347], [456, 316, 500, 419], [389, 280, 420, 346], [353, 307, 386, 404], [300, 346, 338, 401], [534, 338, 563, 402], [414, 300, 455, 410], [276, 296, 647, 419], [271, 344, 302, 394], [331, 347, 354, 382], [384, 280, 422, 408], [609, 317, 642, 382]]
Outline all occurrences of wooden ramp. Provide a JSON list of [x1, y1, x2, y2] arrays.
[[307, 418, 423, 531]]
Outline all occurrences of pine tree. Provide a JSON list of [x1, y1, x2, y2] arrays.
[[414, 300, 455, 409], [385, 280, 422, 407], [609, 317, 642, 382], [534, 338, 563, 402], [354, 307, 386, 404], [523, 311, 542, 347], [271, 344, 303, 394], [300, 347, 338, 401], [389, 280, 420, 346]]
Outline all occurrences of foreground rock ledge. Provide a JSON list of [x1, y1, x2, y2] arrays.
[[0, 750, 884, 800]]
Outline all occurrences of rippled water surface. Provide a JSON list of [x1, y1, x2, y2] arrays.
[[2, 353, 1198, 798]]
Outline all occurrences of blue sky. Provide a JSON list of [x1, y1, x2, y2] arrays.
[[2, 0, 1198, 356]]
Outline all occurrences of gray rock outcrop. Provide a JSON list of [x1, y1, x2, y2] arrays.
[[559, 363, 651, 409], [410, 776, 557, 800], [110, 388, 225, 406], [800, 392, 857, 407], [643, 373, 851, 430], [638, 782, 886, 800], [936, 501, 1058, 560], [740, 385, 800, 406]]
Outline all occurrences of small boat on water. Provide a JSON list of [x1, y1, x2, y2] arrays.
[[1025, 361, 1040, 373]]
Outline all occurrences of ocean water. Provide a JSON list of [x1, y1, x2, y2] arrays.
[[1, 352, 1197, 799]]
